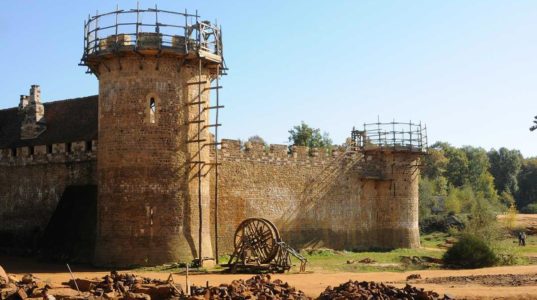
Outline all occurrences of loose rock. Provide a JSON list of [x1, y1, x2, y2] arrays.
[[188, 274, 310, 300], [319, 280, 453, 300]]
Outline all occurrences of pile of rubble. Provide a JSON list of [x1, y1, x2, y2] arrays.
[[0, 268, 183, 300], [1, 268, 308, 300], [1, 265, 453, 300], [65, 271, 183, 300], [1, 269, 48, 300], [188, 274, 310, 300], [319, 280, 453, 300]]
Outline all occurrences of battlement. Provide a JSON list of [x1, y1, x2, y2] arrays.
[[0, 140, 96, 166], [81, 7, 224, 75], [218, 139, 346, 164]]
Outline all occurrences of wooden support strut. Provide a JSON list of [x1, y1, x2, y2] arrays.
[[187, 81, 208, 85], [203, 105, 224, 111], [187, 120, 205, 124], [203, 124, 221, 129], [187, 101, 206, 106], [187, 139, 207, 143]]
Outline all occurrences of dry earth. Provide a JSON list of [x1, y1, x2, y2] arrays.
[[498, 214, 537, 231], [2, 255, 537, 299]]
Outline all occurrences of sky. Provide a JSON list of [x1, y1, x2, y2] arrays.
[[0, 1, 536, 157]]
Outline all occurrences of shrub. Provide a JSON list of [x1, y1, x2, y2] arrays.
[[443, 234, 497, 269], [521, 203, 537, 214], [420, 213, 465, 233]]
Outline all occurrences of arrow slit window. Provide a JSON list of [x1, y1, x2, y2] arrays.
[[149, 97, 156, 124]]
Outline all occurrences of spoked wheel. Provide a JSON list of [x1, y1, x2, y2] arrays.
[[233, 218, 281, 264]]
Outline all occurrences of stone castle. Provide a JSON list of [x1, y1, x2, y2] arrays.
[[0, 8, 426, 267]]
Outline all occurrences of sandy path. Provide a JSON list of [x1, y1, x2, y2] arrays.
[[2, 256, 537, 299]]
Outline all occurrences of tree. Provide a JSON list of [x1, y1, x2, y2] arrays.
[[444, 147, 469, 188], [288, 121, 332, 149], [462, 147, 490, 187], [460, 146, 497, 201], [530, 115, 537, 131], [422, 147, 448, 179], [488, 148, 522, 195], [518, 158, 537, 209], [419, 178, 437, 220], [247, 135, 266, 145]]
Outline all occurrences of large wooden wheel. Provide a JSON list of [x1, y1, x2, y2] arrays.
[[233, 218, 281, 264]]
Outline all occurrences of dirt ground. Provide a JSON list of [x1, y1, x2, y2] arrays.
[[2, 255, 537, 299], [498, 214, 537, 230]]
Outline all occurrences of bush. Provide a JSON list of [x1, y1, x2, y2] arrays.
[[420, 213, 466, 233], [521, 203, 537, 214], [443, 234, 497, 269]]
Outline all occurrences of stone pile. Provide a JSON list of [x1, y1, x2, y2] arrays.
[[65, 271, 183, 300], [318, 280, 453, 300], [1, 266, 452, 300], [188, 275, 310, 300], [0, 271, 53, 300]]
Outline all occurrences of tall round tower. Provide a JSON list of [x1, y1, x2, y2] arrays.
[[352, 121, 427, 249], [81, 7, 224, 266]]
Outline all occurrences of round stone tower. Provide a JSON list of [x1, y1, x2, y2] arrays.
[[352, 122, 427, 249], [81, 8, 224, 266]]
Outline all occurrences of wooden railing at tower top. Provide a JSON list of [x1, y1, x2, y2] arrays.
[[351, 120, 428, 153], [80, 5, 225, 74]]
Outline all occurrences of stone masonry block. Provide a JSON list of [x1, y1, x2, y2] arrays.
[[269, 144, 288, 158]]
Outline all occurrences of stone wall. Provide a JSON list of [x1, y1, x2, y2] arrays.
[[0, 141, 96, 248], [211, 139, 421, 255], [0, 134, 421, 263]]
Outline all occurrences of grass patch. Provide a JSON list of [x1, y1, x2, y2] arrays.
[[420, 232, 450, 248], [297, 240, 445, 273], [131, 232, 537, 274]]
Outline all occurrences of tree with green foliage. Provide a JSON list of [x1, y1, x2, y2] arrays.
[[419, 142, 506, 233], [247, 135, 266, 145], [444, 147, 470, 187], [462, 147, 490, 186], [518, 158, 537, 210], [530, 115, 537, 131], [288, 121, 332, 149], [498, 190, 516, 208], [461, 146, 498, 202], [488, 148, 522, 195], [419, 178, 442, 221], [422, 147, 448, 179]]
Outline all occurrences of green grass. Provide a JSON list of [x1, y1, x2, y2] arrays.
[[420, 232, 451, 248], [298, 246, 444, 273], [495, 236, 537, 255], [132, 232, 537, 274], [491, 234, 537, 265]]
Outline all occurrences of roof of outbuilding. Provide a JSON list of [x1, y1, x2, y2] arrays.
[[0, 96, 98, 149]]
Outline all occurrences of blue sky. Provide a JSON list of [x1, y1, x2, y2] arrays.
[[1, 1, 536, 157]]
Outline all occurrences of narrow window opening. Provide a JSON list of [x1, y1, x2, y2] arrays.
[[11, 148, 16, 157], [46, 145, 52, 154], [149, 98, 156, 124], [29, 146, 34, 156], [85, 141, 92, 152], [66, 142, 72, 153]]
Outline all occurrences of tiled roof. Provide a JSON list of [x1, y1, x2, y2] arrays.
[[0, 96, 98, 149]]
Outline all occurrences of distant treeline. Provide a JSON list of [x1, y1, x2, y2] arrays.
[[420, 142, 537, 220]]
